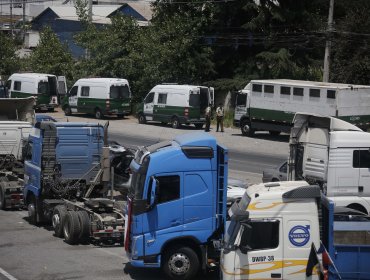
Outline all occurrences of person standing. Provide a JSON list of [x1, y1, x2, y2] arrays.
[[204, 104, 211, 132], [216, 103, 224, 132]]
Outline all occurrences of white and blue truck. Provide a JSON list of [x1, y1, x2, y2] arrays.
[[124, 131, 370, 279]]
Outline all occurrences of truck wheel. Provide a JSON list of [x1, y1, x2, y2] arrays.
[[171, 117, 180, 129], [52, 205, 68, 238], [269, 131, 281, 136], [64, 106, 72, 116], [241, 121, 255, 137], [194, 124, 203, 129], [138, 114, 146, 124], [0, 187, 5, 210], [95, 109, 103, 119], [77, 211, 90, 243], [27, 196, 40, 225], [63, 210, 81, 245], [162, 246, 199, 280]]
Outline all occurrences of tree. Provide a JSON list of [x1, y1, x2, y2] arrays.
[[0, 33, 19, 76], [29, 26, 74, 80]]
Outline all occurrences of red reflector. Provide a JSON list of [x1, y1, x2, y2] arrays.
[[105, 229, 113, 233]]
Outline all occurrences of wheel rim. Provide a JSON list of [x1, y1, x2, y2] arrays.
[[28, 203, 35, 219], [172, 119, 178, 128], [52, 213, 60, 228], [63, 220, 70, 239], [96, 111, 101, 119], [242, 123, 250, 134], [168, 252, 190, 275]]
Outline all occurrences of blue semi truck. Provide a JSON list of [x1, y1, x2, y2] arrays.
[[23, 121, 126, 245], [124, 132, 370, 280]]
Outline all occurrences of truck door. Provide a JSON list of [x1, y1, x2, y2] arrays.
[[354, 149, 370, 196], [234, 219, 282, 279], [142, 174, 183, 257], [143, 92, 155, 121], [68, 86, 78, 113]]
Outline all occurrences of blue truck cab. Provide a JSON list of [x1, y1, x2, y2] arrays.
[[125, 132, 228, 279], [23, 121, 105, 224]]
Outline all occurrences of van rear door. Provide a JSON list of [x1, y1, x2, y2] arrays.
[[57, 76, 67, 103]]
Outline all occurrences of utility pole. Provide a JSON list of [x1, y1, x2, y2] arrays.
[[85, 0, 92, 59], [323, 0, 334, 82], [22, 0, 26, 42], [10, 0, 13, 36]]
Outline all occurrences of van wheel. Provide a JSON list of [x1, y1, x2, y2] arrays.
[[95, 109, 103, 119], [162, 246, 199, 280], [241, 121, 255, 137], [64, 106, 72, 116], [171, 117, 180, 129], [269, 131, 281, 136], [194, 124, 203, 129], [138, 114, 146, 124]]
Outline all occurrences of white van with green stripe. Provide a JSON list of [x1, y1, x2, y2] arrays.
[[137, 84, 214, 129], [234, 79, 370, 136], [62, 78, 131, 119], [7, 73, 65, 111]]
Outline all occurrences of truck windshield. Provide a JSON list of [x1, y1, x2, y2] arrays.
[[236, 93, 247, 106], [110, 85, 130, 99], [224, 193, 251, 251]]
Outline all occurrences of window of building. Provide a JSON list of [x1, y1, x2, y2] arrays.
[[240, 220, 279, 251], [252, 84, 262, 92], [14, 81, 21, 91], [280, 86, 291, 95], [69, 86, 78, 96], [327, 90, 336, 99], [81, 86, 90, 97], [264, 85, 274, 94], [145, 92, 154, 104], [353, 150, 370, 168], [156, 175, 180, 204], [158, 93, 167, 104], [309, 89, 320, 98], [293, 87, 304, 96]]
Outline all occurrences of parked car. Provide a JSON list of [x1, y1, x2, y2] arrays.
[[227, 178, 248, 207], [262, 160, 288, 182]]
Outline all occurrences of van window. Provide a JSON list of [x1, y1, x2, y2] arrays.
[[69, 86, 78, 97], [264, 85, 274, 94], [293, 87, 304, 96], [144, 92, 154, 104], [240, 220, 279, 251], [327, 90, 336, 99], [252, 84, 262, 92], [14, 81, 21, 91], [280, 86, 291, 95], [157, 175, 180, 204], [38, 81, 49, 94], [353, 150, 370, 168], [81, 86, 90, 97], [309, 88, 320, 98], [110, 85, 130, 99], [158, 93, 167, 104], [236, 93, 247, 106], [189, 93, 200, 107]]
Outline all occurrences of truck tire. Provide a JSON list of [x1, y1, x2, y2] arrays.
[[63, 210, 81, 245], [241, 120, 255, 137], [138, 114, 146, 124], [95, 109, 103, 119], [27, 196, 41, 225], [171, 117, 180, 129], [0, 186, 5, 210], [77, 211, 90, 243], [64, 106, 72, 116], [52, 205, 68, 238], [162, 246, 199, 280]]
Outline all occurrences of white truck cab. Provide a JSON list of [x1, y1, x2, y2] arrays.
[[222, 181, 321, 280]]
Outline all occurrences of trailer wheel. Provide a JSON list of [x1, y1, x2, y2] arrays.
[[138, 114, 146, 124], [194, 124, 203, 129], [171, 117, 180, 129], [162, 246, 199, 280], [0, 186, 5, 210], [52, 205, 67, 238], [63, 210, 81, 245], [241, 120, 255, 137], [64, 106, 72, 116], [77, 211, 90, 243], [95, 109, 103, 119]]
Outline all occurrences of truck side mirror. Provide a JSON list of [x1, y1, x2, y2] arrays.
[[239, 223, 252, 254]]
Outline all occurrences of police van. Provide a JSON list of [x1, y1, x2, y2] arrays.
[[7, 73, 66, 111], [62, 78, 131, 119], [137, 84, 214, 129]]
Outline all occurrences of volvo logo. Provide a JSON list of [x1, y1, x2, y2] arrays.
[[289, 225, 310, 247]]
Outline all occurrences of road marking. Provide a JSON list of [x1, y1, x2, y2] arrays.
[[97, 247, 125, 259], [0, 267, 18, 280]]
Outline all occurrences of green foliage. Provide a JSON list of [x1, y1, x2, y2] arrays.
[[29, 26, 74, 81], [0, 33, 19, 76]]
